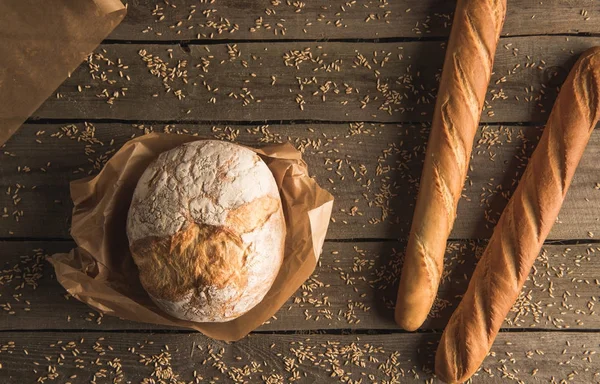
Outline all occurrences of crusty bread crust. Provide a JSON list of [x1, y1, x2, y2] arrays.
[[127, 140, 285, 322], [436, 47, 600, 384], [395, 0, 507, 331]]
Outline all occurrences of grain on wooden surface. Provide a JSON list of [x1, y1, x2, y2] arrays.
[[110, 0, 600, 40], [2, 123, 600, 240], [32, 36, 600, 123], [2, 241, 599, 332], [2, 4, 599, 383], [0, 331, 598, 383]]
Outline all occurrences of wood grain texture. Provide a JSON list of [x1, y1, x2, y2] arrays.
[[0, 331, 598, 383], [2, 123, 600, 240], [110, 0, 600, 40], [30, 36, 600, 123], [2, 241, 599, 332]]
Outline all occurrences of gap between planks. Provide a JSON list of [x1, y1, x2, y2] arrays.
[[1, 241, 599, 332], [32, 36, 600, 123], [2, 123, 600, 240], [108, 0, 600, 40], [0, 331, 598, 383]]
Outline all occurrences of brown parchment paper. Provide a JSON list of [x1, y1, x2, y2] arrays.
[[0, 0, 126, 147], [48, 133, 334, 341]]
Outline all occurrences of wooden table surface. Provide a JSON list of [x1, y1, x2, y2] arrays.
[[2, 0, 600, 382]]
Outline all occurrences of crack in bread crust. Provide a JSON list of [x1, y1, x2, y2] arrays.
[[432, 159, 455, 222], [440, 99, 467, 182], [464, 9, 492, 75], [452, 54, 481, 125], [130, 223, 249, 301], [414, 234, 438, 299]]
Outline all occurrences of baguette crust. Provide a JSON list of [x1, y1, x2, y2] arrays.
[[395, 0, 507, 331], [436, 47, 600, 384]]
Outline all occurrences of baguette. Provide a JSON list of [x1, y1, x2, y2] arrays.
[[435, 47, 600, 384], [395, 0, 507, 331]]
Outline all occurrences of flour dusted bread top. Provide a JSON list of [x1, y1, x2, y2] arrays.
[[126, 140, 285, 322]]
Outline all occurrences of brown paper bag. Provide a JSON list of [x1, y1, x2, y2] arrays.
[[0, 0, 126, 146], [48, 133, 334, 341]]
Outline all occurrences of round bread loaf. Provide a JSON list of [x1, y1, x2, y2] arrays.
[[126, 140, 285, 322]]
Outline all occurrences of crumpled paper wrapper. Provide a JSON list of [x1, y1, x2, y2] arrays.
[[48, 133, 334, 341], [0, 0, 126, 147]]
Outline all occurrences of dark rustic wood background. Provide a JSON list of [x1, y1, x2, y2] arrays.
[[1, 0, 600, 382]]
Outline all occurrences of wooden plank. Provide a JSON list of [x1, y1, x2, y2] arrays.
[[111, 0, 600, 40], [31, 36, 600, 123], [0, 330, 598, 383], [2, 123, 600, 240], [2, 241, 599, 332]]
